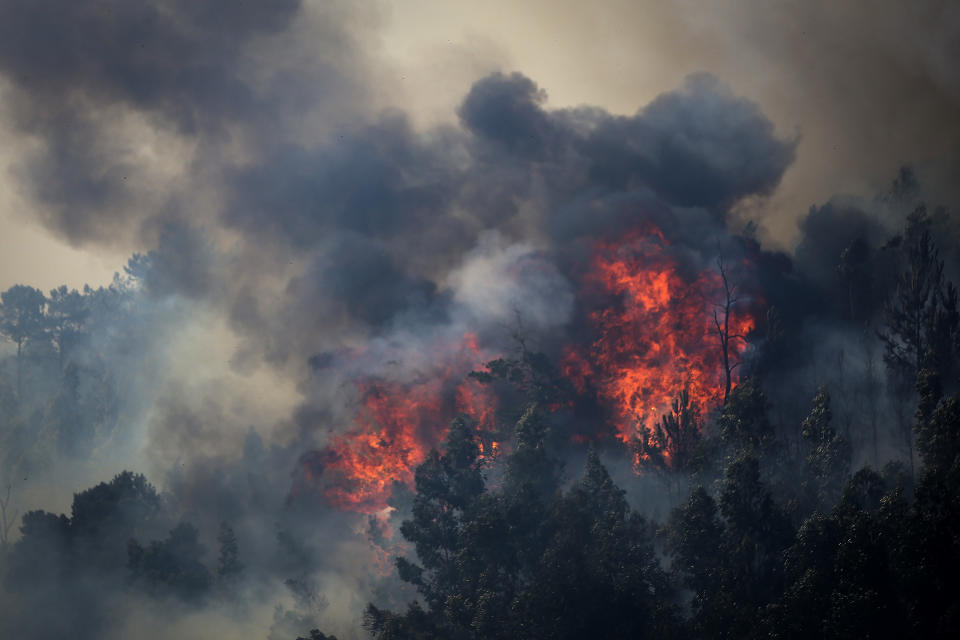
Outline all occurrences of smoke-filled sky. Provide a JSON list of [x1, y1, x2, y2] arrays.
[[1, 0, 958, 293], [0, 0, 955, 520], [0, 2, 958, 638]]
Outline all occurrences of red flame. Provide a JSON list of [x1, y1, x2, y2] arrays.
[[563, 227, 755, 445], [300, 226, 758, 511], [316, 333, 497, 513]]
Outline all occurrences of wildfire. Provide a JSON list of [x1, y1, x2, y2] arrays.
[[300, 226, 757, 511], [563, 227, 755, 444], [314, 333, 498, 513]]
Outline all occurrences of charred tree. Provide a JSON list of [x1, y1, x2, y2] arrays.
[[713, 257, 748, 406]]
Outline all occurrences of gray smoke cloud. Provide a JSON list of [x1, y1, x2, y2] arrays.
[[0, 0, 371, 250], [0, 2, 955, 639]]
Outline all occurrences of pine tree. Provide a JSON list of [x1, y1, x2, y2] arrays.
[[0, 285, 48, 397], [800, 387, 851, 507], [879, 207, 959, 384], [216, 521, 243, 579]]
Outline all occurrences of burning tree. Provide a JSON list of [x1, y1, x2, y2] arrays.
[[712, 256, 751, 406], [563, 227, 756, 470], [297, 224, 761, 513], [634, 388, 703, 473]]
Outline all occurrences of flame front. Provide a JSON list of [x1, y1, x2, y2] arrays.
[[322, 380, 443, 512], [563, 227, 755, 444], [318, 334, 497, 513], [302, 226, 757, 511]]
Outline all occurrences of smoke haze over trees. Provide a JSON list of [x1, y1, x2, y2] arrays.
[[0, 1, 959, 639]]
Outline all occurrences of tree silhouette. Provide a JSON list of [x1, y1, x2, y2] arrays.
[[713, 257, 749, 405], [46, 285, 89, 370], [879, 207, 959, 383], [634, 388, 703, 474], [0, 285, 47, 396], [800, 387, 851, 507], [216, 521, 243, 580], [0, 482, 17, 548]]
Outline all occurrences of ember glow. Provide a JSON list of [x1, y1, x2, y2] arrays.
[[564, 226, 755, 443]]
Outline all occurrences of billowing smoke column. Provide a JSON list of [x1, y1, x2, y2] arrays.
[[267, 68, 796, 514], [271, 68, 800, 514], [1, 2, 958, 638]]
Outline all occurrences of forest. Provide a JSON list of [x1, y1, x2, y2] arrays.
[[0, 3, 957, 637], [0, 183, 959, 639]]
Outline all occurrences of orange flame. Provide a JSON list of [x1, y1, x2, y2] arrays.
[[302, 225, 757, 510], [318, 333, 498, 513], [563, 227, 755, 446]]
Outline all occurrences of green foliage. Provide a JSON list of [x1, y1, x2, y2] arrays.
[[0, 285, 48, 396], [800, 387, 851, 506], [666, 487, 723, 598], [45, 360, 119, 457], [511, 449, 678, 639], [365, 338, 960, 640], [718, 380, 774, 454], [635, 388, 704, 473], [665, 452, 793, 639], [377, 413, 681, 639], [128, 522, 213, 600], [0, 285, 48, 354], [468, 346, 577, 438], [8, 510, 72, 584], [46, 285, 90, 368], [70, 470, 161, 539], [396, 415, 487, 616], [769, 466, 911, 639], [469, 349, 570, 407], [364, 601, 439, 640], [216, 521, 243, 580], [2, 216, 960, 640], [363, 380, 960, 640], [0, 280, 123, 482], [8, 471, 165, 596], [915, 394, 960, 479], [503, 405, 561, 500], [879, 207, 960, 384]]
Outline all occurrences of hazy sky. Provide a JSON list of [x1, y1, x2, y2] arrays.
[[1, 5, 956, 637], [0, 0, 957, 291]]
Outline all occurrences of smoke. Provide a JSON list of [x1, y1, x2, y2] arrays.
[[0, 2, 955, 639], [0, 0, 373, 249], [450, 232, 574, 331]]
